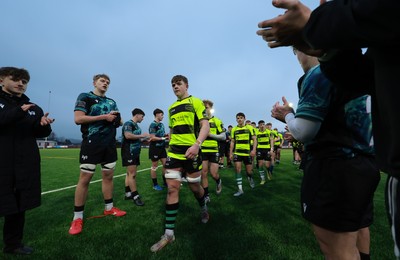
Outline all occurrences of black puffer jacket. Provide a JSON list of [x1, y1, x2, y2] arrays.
[[0, 88, 52, 216]]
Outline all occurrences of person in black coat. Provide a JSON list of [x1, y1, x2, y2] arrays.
[[0, 67, 54, 255]]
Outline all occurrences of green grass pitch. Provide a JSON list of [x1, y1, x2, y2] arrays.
[[0, 148, 393, 259]]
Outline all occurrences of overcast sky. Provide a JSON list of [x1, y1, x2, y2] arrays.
[[2, 0, 318, 141]]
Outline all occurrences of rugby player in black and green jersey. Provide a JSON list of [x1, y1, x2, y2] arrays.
[[255, 120, 274, 185], [148, 108, 168, 190], [121, 108, 150, 206], [201, 99, 225, 202], [151, 75, 210, 252], [69, 74, 126, 236], [229, 112, 257, 197]]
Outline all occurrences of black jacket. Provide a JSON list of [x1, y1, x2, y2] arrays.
[[303, 0, 400, 177], [0, 88, 52, 216]]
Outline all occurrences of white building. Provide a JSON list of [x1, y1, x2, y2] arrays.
[[36, 139, 57, 148]]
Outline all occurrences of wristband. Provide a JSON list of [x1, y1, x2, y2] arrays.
[[161, 137, 166, 140], [195, 140, 202, 146]]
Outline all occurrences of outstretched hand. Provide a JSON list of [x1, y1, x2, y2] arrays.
[[41, 112, 55, 126], [256, 0, 325, 56], [256, 0, 310, 48]]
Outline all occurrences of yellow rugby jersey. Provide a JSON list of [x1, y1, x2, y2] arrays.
[[231, 124, 255, 156], [272, 129, 280, 145], [168, 96, 208, 160], [201, 116, 224, 153], [272, 130, 282, 146], [256, 128, 272, 149], [277, 133, 283, 146]]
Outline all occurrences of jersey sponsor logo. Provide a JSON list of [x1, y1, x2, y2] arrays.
[[75, 100, 86, 108], [173, 114, 190, 123], [28, 110, 36, 116]]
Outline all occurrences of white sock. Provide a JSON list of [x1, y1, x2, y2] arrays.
[[125, 192, 132, 197], [165, 229, 174, 237], [73, 211, 83, 220], [105, 202, 113, 211]]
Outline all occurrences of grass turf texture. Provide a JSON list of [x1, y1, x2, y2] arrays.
[[0, 148, 393, 259]]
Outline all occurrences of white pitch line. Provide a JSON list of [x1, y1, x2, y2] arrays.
[[41, 167, 154, 195]]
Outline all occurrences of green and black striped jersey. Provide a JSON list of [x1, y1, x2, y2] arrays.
[[201, 116, 224, 153], [256, 128, 272, 149], [168, 95, 208, 160], [231, 124, 255, 156]]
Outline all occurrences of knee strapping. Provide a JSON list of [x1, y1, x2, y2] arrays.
[[165, 169, 181, 180], [80, 163, 96, 173], [102, 162, 116, 171], [186, 175, 201, 183], [151, 166, 158, 171]]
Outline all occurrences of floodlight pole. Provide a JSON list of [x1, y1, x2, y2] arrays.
[[44, 90, 51, 148]]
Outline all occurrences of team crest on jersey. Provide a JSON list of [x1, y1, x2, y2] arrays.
[[185, 104, 194, 112]]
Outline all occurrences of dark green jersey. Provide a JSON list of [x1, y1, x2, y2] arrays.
[[231, 124, 255, 156], [121, 120, 142, 155], [296, 65, 374, 156], [149, 120, 166, 148], [168, 96, 208, 160], [74, 91, 119, 144]]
